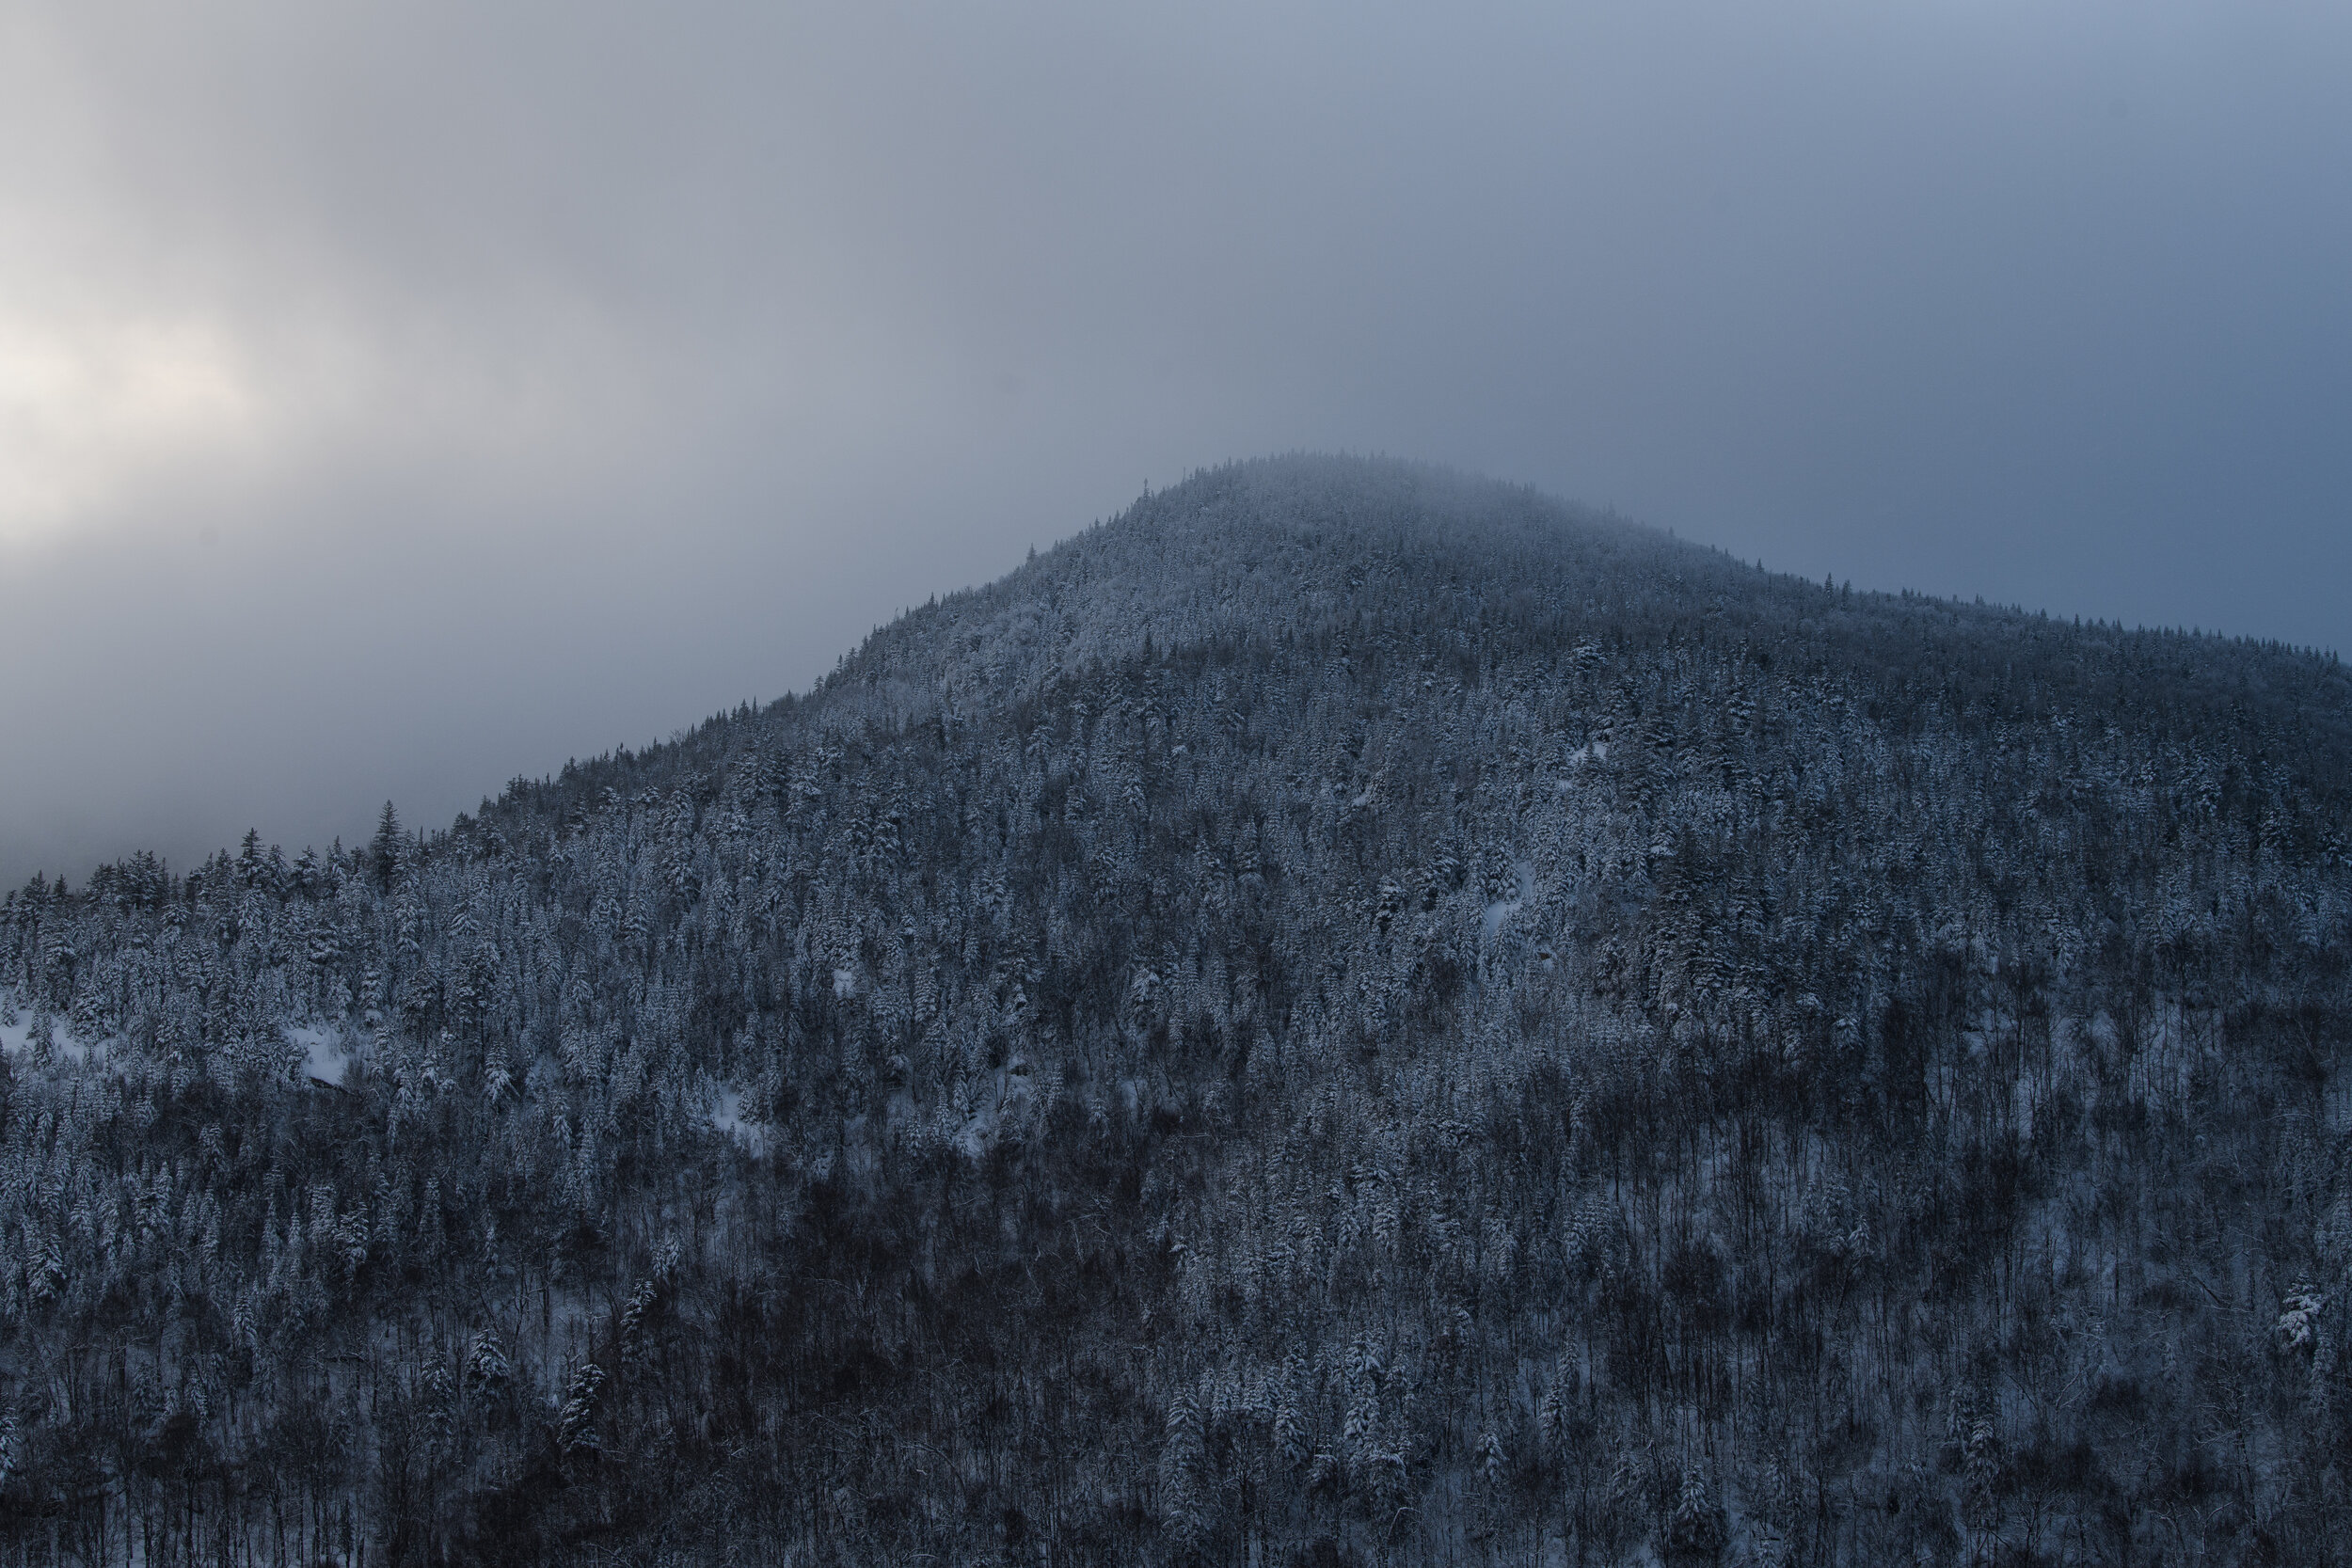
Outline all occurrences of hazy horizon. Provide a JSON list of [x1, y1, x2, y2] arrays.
[[6, 1, 2348, 886]]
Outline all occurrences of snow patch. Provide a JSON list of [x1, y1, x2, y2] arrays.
[[1482, 860, 1537, 943], [0, 1012, 97, 1063], [1555, 741, 1609, 790], [956, 1106, 999, 1159], [708, 1087, 769, 1154], [287, 1025, 351, 1084], [954, 1062, 1041, 1157]]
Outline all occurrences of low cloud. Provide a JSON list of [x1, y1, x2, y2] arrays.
[[4, 0, 2348, 883]]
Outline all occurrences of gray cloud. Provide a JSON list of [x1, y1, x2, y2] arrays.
[[5, 0, 2348, 883]]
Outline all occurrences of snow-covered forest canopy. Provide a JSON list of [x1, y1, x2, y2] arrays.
[[4, 455, 2350, 1564]]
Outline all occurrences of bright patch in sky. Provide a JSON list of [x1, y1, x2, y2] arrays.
[[0, 309, 258, 545]]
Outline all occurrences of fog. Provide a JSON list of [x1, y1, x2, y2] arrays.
[[5, 0, 2348, 885]]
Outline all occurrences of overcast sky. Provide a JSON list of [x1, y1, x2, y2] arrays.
[[4, 0, 2348, 885]]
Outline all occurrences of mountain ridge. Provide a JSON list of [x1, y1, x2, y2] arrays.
[[484, 453, 2348, 852]]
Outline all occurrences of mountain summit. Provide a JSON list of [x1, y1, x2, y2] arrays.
[[5, 455, 2350, 1563]]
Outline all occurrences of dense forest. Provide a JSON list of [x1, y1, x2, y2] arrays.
[[4, 455, 2350, 1565]]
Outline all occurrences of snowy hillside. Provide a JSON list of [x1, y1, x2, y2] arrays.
[[4, 455, 2350, 1564]]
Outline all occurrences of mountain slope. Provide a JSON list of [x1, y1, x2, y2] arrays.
[[5, 455, 2351, 1565]]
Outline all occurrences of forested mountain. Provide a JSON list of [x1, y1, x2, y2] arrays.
[[5, 454, 2350, 1566]]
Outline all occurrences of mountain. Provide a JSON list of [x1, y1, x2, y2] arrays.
[[4, 454, 2350, 1565]]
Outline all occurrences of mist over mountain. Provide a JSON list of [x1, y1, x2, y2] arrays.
[[5, 455, 2350, 1564]]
